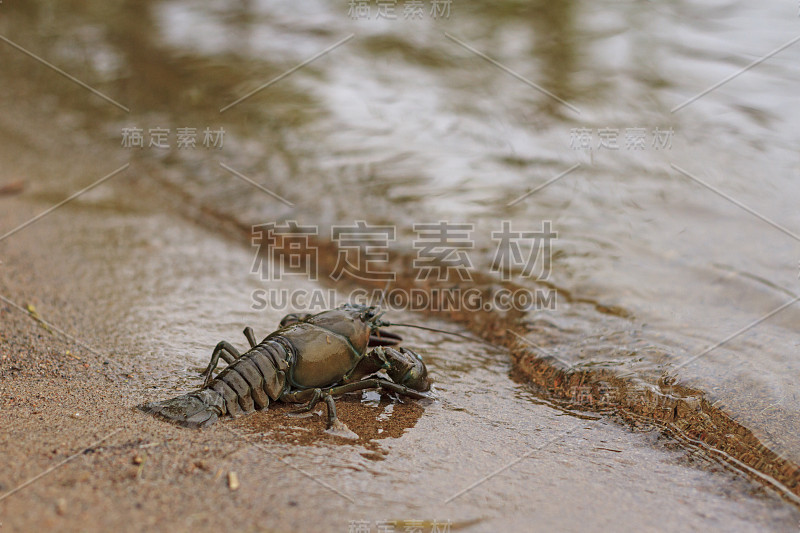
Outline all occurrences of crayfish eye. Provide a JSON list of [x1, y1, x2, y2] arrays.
[[360, 306, 378, 322]]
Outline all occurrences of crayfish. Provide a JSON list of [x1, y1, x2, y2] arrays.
[[140, 304, 434, 429]]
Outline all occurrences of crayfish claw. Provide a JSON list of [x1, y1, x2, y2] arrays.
[[380, 347, 433, 392], [368, 328, 403, 347]]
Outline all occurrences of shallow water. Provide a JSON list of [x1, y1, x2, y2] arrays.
[[1, 0, 799, 504], [150, 0, 800, 464]]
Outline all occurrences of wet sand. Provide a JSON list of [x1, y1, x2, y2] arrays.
[[1, 125, 800, 532]]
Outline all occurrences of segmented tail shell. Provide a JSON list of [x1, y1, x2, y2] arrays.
[[207, 338, 291, 417], [138, 389, 225, 428], [139, 338, 292, 428]]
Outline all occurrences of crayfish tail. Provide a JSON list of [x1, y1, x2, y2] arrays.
[[138, 389, 225, 429]]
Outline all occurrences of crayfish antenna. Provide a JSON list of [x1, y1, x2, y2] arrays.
[[382, 322, 493, 346]]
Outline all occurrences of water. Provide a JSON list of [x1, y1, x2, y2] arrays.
[[152, 0, 800, 465], [2, 0, 799, 503]]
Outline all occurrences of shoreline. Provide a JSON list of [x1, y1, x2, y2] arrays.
[[2, 182, 799, 531], [224, 225, 800, 508], [0, 84, 798, 532]]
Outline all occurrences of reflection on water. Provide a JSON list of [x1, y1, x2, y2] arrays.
[[3, 0, 800, 488], [471, 0, 579, 115]]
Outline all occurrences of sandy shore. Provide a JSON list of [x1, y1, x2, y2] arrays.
[[1, 160, 799, 533]]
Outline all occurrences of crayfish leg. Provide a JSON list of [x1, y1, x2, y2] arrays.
[[202, 341, 242, 387], [325, 378, 431, 401], [282, 389, 340, 430], [285, 388, 322, 412], [243, 327, 258, 348]]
